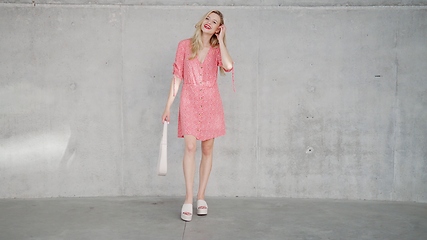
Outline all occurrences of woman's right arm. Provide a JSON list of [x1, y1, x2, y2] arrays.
[[162, 75, 182, 123], [163, 40, 186, 122]]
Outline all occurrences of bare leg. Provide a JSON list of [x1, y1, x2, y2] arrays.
[[183, 135, 197, 204], [197, 138, 215, 201]]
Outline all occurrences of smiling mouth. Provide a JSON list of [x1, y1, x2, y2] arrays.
[[204, 24, 211, 30]]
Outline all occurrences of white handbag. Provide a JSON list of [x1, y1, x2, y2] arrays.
[[157, 122, 168, 176]]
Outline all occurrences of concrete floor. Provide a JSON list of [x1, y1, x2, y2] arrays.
[[0, 197, 426, 240]]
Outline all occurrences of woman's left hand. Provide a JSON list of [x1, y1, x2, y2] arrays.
[[216, 25, 226, 42]]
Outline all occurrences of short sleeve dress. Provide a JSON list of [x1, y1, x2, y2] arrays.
[[173, 39, 232, 141]]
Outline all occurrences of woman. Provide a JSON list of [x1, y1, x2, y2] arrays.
[[162, 10, 233, 222]]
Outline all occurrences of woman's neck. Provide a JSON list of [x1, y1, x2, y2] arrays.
[[201, 33, 212, 48]]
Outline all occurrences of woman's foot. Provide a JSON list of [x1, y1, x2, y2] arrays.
[[197, 200, 208, 216], [181, 204, 193, 221]]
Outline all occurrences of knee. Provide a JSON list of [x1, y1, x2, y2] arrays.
[[201, 144, 213, 156], [185, 142, 197, 154]]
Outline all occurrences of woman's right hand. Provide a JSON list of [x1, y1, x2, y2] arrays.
[[162, 109, 170, 123]]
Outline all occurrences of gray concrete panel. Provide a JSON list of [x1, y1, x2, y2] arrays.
[[0, 5, 124, 197], [119, 7, 200, 197], [209, 8, 260, 197], [392, 9, 427, 202], [119, 7, 259, 197], [256, 8, 399, 200]]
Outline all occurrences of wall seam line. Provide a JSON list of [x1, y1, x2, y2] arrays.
[[255, 9, 261, 197], [391, 24, 400, 201], [3, 3, 427, 8], [3, 3, 427, 9], [119, 5, 125, 196]]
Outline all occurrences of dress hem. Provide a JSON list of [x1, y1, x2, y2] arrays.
[[178, 133, 225, 142]]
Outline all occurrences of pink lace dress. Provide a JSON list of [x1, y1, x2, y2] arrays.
[[173, 39, 232, 141]]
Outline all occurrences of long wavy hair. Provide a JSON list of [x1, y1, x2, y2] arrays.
[[190, 10, 227, 74]]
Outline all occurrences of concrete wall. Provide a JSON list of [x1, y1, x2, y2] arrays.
[[0, 1, 426, 202]]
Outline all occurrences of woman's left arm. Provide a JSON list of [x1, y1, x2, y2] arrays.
[[217, 25, 233, 71]]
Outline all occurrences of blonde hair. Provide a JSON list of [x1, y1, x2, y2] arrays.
[[190, 10, 227, 74]]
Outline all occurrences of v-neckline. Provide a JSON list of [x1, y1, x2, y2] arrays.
[[197, 46, 212, 65]]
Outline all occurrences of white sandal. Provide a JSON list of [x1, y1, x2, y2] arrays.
[[181, 204, 193, 221], [197, 200, 208, 216]]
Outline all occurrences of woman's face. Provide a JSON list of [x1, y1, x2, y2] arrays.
[[201, 12, 221, 35]]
